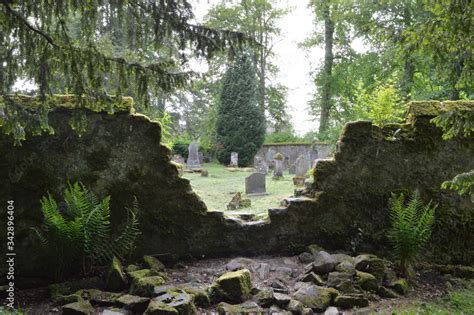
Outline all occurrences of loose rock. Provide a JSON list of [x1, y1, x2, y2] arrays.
[[355, 271, 378, 292], [327, 272, 355, 293], [354, 254, 385, 284], [217, 301, 262, 315], [106, 256, 127, 292], [116, 294, 150, 313], [309, 251, 336, 274], [273, 292, 291, 307], [298, 252, 315, 264], [299, 272, 325, 286], [293, 285, 339, 313], [333, 295, 369, 309], [153, 290, 196, 315], [144, 301, 178, 315], [143, 255, 166, 272], [62, 301, 94, 315], [211, 269, 252, 303], [389, 279, 409, 295]]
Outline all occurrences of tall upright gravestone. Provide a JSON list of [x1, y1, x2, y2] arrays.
[[186, 141, 202, 169]]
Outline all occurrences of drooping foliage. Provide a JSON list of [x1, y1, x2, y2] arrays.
[[432, 106, 474, 201], [0, 0, 249, 142], [33, 182, 140, 280], [215, 51, 265, 166], [388, 192, 436, 277]]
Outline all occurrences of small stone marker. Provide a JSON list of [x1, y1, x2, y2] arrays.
[[230, 152, 239, 167], [245, 173, 266, 195], [227, 192, 251, 210], [201, 169, 209, 177], [295, 155, 311, 177], [186, 141, 201, 169]]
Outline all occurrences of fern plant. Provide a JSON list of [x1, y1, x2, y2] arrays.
[[388, 192, 437, 278], [33, 182, 140, 280]]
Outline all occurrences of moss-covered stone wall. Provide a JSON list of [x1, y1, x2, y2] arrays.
[[1, 98, 472, 285]]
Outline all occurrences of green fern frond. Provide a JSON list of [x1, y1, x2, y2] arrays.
[[33, 182, 141, 280], [388, 192, 436, 277], [112, 198, 141, 259]]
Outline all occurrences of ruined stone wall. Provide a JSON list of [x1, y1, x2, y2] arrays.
[[1, 99, 473, 285]]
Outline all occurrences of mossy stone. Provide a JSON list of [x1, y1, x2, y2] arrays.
[[255, 288, 274, 307], [130, 276, 166, 297], [217, 301, 261, 315], [377, 286, 398, 298], [49, 277, 102, 301], [116, 294, 150, 313], [153, 290, 196, 315], [354, 255, 385, 284], [143, 255, 166, 272], [327, 272, 355, 293], [389, 279, 409, 295], [54, 293, 83, 306], [145, 301, 178, 315], [213, 269, 253, 303], [333, 295, 369, 309], [81, 289, 122, 306], [292, 285, 339, 312], [127, 264, 141, 273], [106, 256, 127, 292], [355, 271, 378, 292], [128, 269, 154, 282], [62, 300, 94, 315]]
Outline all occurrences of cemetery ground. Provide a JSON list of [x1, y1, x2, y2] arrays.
[[183, 162, 295, 220], [9, 254, 474, 314]]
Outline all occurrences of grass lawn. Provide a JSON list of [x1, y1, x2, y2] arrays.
[[390, 288, 474, 314], [371, 280, 474, 314], [182, 162, 296, 219]]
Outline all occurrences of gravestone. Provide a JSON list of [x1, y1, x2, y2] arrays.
[[245, 173, 266, 195], [273, 153, 284, 178], [230, 152, 239, 167], [256, 161, 268, 174], [186, 141, 202, 169], [295, 155, 312, 177]]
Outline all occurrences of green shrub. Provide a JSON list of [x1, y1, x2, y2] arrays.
[[388, 192, 437, 277], [172, 137, 192, 158], [264, 132, 301, 144], [33, 182, 140, 280]]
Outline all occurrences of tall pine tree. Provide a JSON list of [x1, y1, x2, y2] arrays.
[[216, 51, 265, 166]]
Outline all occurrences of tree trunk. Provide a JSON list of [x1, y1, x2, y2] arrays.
[[400, 51, 415, 101], [319, 1, 334, 134], [400, 7, 414, 101]]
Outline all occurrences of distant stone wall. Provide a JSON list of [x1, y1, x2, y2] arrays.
[[1, 98, 473, 285], [255, 143, 332, 168]]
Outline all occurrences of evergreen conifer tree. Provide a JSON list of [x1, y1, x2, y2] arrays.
[[216, 51, 265, 166]]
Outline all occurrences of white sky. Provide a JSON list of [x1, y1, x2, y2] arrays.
[[191, 0, 320, 135]]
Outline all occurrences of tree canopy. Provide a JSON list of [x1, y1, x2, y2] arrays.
[[0, 0, 248, 102]]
